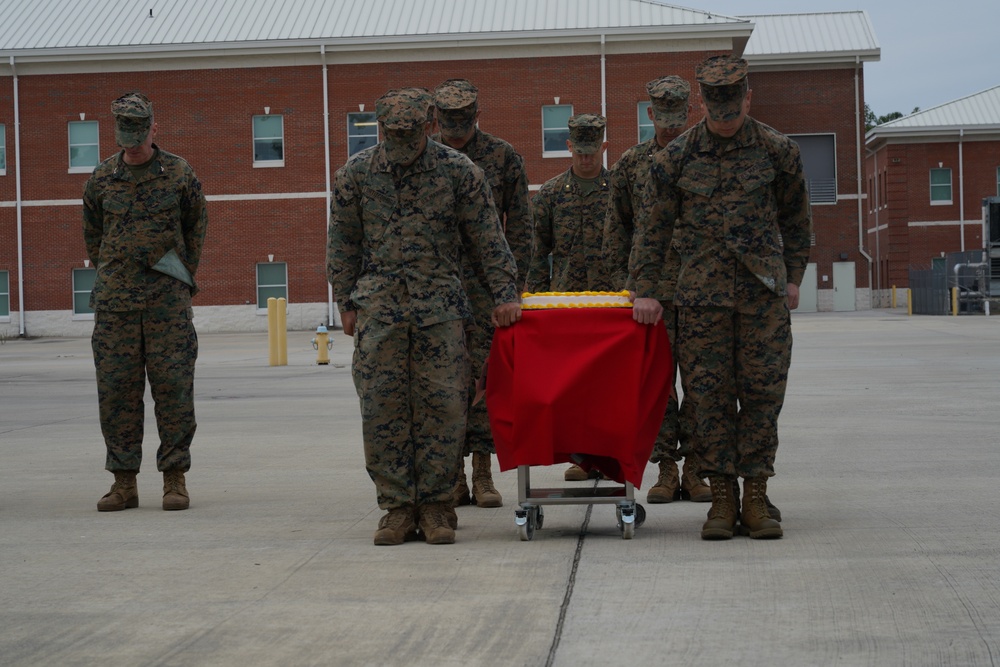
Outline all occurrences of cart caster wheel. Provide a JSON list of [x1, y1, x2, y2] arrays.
[[515, 508, 535, 541], [535, 506, 544, 529], [617, 505, 636, 540], [635, 503, 646, 528]]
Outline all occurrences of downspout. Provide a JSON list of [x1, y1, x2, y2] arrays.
[[958, 128, 965, 252], [870, 147, 881, 299], [600, 33, 607, 170], [11, 56, 25, 336], [321, 45, 335, 327], [854, 56, 873, 306]]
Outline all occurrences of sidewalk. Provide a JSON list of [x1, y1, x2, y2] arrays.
[[2, 309, 999, 666]]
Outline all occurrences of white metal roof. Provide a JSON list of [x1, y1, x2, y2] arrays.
[[0, 0, 750, 54], [741, 12, 880, 64], [879, 86, 1000, 129]]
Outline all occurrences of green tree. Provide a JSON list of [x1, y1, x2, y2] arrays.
[[865, 104, 920, 132]]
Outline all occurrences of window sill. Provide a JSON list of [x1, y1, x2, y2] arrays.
[[72, 313, 95, 321], [542, 151, 571, 159], [68, 166, 96, 174], [930, 201, 953, 206], [253, 160, 285, 168]]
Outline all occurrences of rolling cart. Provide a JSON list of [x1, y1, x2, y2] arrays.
[[486, 306, 672, 541]]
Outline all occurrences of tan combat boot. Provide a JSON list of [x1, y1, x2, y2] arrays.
[[740, 477, 783, 539], [646, 460, 680, 503], [471, 452, 503, 508], [701, 475, 738, 540], [374, 507, 418, 545], [97, 470, 138, 511], [162, 470, 190, 511], [451, 454, 472, 507], [680, 458, 712, 502], [418, 503, 456, 544]]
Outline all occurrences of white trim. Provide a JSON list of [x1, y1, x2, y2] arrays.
[[866, 224, 888, 233], [252, 160, 285, 168], [542, 151, 572, 159], [908, 220, 968, 227]]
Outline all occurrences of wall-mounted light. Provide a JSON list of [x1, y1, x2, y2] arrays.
[[554, 96, 560, 105], [268, 254, 274, 262], [79, 112, 86, 121], [84, 259, 90, 267], [264, 107, 270, 115], [358, 103, 365, 112], [839, 252, 849, 260], [938, 161, 943, 168]]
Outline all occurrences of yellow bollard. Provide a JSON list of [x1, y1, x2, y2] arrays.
[[311, 324, 332, 365], [907, 289, 912, 316], [952, 287, 958, 316], [277, 297, 288, 365], [267, 297, 279, 366], [891, 285, 896, 308]]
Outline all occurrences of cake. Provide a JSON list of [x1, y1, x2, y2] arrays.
[[520, 290, 633, 310]]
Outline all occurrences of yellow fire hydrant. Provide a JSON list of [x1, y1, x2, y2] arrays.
[[311, 324, 333, 365]]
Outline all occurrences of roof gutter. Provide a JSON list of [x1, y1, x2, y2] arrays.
[[10, 56, 25, 336], [320, 44, 335, 327]]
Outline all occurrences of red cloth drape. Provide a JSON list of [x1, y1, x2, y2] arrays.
[[486, 308, 672, 488]]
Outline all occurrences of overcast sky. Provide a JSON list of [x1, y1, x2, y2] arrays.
[[694, 1, 1000, 117]]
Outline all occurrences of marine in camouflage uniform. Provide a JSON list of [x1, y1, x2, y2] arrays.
[[83, 92, 208, 512], [526, 113, 612, 295], [604, 76, 710, 504], [327, 88, 519, 546], [526, 113, 613, 482], [632, 56, 811, 540], [432, 78, 533, 509]]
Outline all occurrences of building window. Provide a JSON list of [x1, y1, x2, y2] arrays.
[[72, 267, 96, 317], [0, 124, 6, 175], [348, 112, 379, 156], [930, 168, 952, 204], [0, 270, 9, 318], [253, 115, 284, 167], [257, 262, 288, 310], [542, 104, 573, 157], [69, 121, 99, 173], [637, 102, 654, 143], [789, 134, 837, 205]]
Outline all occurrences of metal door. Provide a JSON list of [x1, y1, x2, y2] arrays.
[[833, 261, 856, 311], [793, 263, 818, 313]]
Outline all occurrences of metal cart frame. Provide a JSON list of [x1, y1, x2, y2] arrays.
[[513, 464, 647, 541]]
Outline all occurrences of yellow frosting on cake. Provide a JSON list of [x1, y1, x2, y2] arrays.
[[520, 290, 633, 310]]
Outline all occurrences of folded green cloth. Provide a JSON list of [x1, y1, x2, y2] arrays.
[[152, 248, 194, 287]]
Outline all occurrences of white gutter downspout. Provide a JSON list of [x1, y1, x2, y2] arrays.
[[320, 45, 336, 327], [855, 56, 873, 306], [958, 128, 965, 252], [600, 33, 607, 170], [11, 56, 25, 336]]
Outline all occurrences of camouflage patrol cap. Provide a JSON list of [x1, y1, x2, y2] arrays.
[[434, 78, 479, 111], [567, 113, 606, 154], [111, 92, 153, 148], [646, 75, 691, 129], [375, 88, 433, 130], [696, 55, 749, 122]]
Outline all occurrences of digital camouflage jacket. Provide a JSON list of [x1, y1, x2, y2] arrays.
[[327, 139, 518, 327], [526, 167, 613, 294], [631, 117, 812, 306], [82, 146, 208, 311]]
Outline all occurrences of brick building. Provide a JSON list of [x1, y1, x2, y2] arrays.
[[864, 85, 1000, 303], [0, 1, 880, 336]]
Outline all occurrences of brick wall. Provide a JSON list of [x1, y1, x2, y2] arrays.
[[1, 53, 870, 316]]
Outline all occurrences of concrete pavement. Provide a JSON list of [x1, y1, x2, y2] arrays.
[[2, 309, 999, 666]]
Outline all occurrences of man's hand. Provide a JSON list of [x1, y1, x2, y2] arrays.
[[786, 283, 800, 311], [630, 294, 663, 325], [340, 310, 357, 336], [492, 301, 522, 327]]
